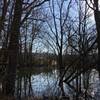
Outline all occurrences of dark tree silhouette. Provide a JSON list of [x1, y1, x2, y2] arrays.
[[85, 0, 100, 74], [2, 0, 23, 95]]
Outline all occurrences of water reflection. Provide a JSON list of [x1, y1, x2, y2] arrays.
[[15, 68, 100, 100]]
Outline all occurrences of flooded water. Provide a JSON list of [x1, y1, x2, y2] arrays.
[[15, 68, 100, 99]]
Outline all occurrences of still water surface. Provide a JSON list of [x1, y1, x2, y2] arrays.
[[15, 68, 100, 99]]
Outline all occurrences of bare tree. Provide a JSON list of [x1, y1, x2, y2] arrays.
[[38, 0, 73, 96], [58, 1, 97, 98], [42, 0, 72, 70], [85, 0, 100, 74], [1, 0, 49, 96]]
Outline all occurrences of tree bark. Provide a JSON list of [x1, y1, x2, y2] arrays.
[[2, 0, 22, 96], [94, 11, 100, 72]]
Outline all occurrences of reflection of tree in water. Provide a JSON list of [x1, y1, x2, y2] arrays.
[[14, 68, 100, 100], [16, 73, 33, 100]]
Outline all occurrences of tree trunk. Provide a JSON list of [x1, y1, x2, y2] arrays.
[[94, 10, 100, 73], [2, 0, 22, 96]]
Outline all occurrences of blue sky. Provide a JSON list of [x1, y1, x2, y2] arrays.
[[31, 0, 95, 54]]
